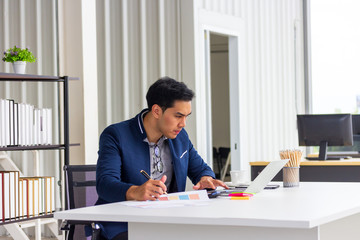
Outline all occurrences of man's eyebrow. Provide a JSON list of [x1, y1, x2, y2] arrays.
[[176, 112, 192, 117]]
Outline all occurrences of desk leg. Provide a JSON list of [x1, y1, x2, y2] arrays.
[[319, 212, 360, 240], [129, 223, 319, 240]]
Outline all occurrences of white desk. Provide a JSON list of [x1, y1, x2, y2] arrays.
[[55, 182, 360, 240]]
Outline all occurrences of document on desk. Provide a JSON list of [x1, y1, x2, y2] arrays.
[[120, 190, 210, 208]]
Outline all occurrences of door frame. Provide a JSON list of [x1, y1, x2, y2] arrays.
[[196, 9, 246, 170]]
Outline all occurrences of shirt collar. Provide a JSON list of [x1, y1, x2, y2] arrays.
[[136, 109, 149, 139], [140, 109, 167, 144]]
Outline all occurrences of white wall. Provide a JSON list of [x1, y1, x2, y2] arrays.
[[58, 0, 99, 165]]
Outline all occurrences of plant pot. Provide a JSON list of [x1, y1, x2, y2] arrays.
[[12, 61, 27, 74]]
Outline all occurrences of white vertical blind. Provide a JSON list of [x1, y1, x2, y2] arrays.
[[95, 0, 305, 162], [96, 0, 181, 133], [121, 0, 130, 120], [104, 0, 112, 126], [140, 0, 148, 108], [158, 0, 165, 76]]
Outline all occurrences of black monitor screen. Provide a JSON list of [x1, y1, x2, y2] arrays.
[[352, 115, 360, 135], [328, 115, 360, 154], [297, 114, 353, 160]]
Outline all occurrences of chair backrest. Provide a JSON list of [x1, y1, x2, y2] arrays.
[[64, 164, 97, 210], [213, 147, 221, 178], [64, 165, 97, 240], [218, 147, 230, 160]]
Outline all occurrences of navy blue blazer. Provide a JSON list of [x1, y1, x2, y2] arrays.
[[95, 109, 215, 239]]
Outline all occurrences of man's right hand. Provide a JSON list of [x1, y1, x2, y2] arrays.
[[126, 175, 167, 201]]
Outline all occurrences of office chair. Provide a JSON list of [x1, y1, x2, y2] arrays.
[[62, 164, 98, 240], [213, 147, 222, 178]]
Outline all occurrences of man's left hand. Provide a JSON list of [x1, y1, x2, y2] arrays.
[[193, 176, 229, 190]]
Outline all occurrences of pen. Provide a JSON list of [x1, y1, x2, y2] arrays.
[[140, 170, 168, 195]]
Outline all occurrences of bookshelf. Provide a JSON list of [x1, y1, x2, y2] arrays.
[[0, 72, 78, 239]]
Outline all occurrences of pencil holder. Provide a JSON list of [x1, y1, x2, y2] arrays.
[[283, 167, 300, 187]]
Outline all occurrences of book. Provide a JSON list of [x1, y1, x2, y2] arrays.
[[28, 179, 33, 217], [8, 100, 14, 146], [46, 108, 52, 145], [26, 104, 31, 146], [44, 176, 56, 213], [14, 103, 19, 146], [1, 100, 53, 146], [0, 173, 3, 220], [51, 176, 55, 212], [30, 105, 34, 146], [18, 103, 25, 146], [40, 109, 47, 145], [19, 176, 56, 216], [7, 171, 19, 219], [19, 179, 23, 217], [34, 178, 39, 216], [0, 99, 4, 147], [39, 177, 44, 214], [5, 99, 10, 146], [34, 109, 39, 145], [2, 172, 10, 220], [22, 178, 29, 218], [14, 171, 19, 218]]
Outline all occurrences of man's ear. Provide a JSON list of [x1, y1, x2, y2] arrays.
[[151, 104, 162, 119]]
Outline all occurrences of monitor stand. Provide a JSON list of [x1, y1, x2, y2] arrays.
[[306, 141, 351, 160]]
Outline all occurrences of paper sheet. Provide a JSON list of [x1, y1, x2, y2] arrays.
[[120, 190, 210, 208]]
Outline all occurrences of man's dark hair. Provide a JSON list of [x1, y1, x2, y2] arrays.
[[146, 77, 194, 111]]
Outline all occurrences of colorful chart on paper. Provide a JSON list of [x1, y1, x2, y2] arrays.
[[120, 190, 210, 208], [158, 191, 203, 201]]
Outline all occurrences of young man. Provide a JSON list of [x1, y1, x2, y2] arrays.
[[96, 77, 227, 240]]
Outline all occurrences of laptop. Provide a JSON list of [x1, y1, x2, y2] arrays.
[[243, 159, 289, 193], [208, 159, 289, 197]]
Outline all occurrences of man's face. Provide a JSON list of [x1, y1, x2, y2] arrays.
[[156, 100, 192, 139]]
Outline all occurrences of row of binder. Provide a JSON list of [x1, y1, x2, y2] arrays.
[[0, 99, 53, 147], [0, 171, 55, 221]]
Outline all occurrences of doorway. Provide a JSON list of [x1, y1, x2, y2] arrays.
[[210, 33, 231, 180]]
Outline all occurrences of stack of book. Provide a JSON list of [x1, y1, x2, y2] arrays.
[[0, 171, 55, 221], [0, 99, 53, 147]]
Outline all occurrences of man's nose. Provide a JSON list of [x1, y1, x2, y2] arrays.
[[179, 117, 186, 128]]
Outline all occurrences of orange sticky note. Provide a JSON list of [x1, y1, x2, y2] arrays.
[[230, 196, 250, 200]]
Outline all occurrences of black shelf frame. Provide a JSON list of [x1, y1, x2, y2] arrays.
[[0, 143, 80, 151], [0, 73, 79, 166], [0, 214, 54, 226], [0, 72, 79, 225]]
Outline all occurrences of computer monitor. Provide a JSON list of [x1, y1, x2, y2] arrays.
[[328, 115, 360, 155], [352, 115, 360, 135], [297, 114, 353, 160]]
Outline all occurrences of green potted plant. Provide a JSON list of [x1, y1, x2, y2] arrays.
[[2, 45, 36, 74]]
